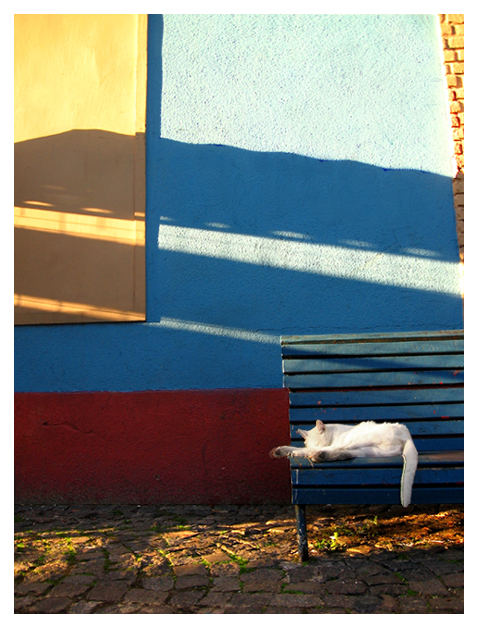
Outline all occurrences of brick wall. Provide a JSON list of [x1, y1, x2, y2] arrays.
[[439, 14, 464, 261]]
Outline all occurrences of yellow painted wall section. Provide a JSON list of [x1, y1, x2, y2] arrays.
[[14, 15, 146, 324], [15, 14, 145, 141]]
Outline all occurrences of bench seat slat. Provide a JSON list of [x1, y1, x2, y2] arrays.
[[292, 466, 463, 486], [292, 486, 464, 505], [283, 355, 463, 373], [287, 451, 463, 468], [282, 330, 463, 345], [285, 370, 464, 389], [282, 338, 463, 358], [290, 419, 463, 437], [289, 404, 463, 423], [289, 387, 464, 407]]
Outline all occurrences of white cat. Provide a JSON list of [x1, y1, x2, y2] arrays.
[[270, 420, 418, 507]]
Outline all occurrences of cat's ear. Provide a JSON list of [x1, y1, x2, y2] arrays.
[[316, 420, 326, 432], [298, 429, 308, 440]]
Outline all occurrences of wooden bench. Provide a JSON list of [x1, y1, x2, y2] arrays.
[[280, 330, 464, 561]]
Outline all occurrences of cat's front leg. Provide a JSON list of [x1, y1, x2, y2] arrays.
[[270, 446, 297, 458], [270, 446, 317, 459]]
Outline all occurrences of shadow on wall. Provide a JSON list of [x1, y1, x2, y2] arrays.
[[14, 130, 145, 324], [13, 137, 464, 393], [146, 137, 463, 339], [15, 130, 462, 330], [14, 132, 462, 338], [141, 14, 462, 350]]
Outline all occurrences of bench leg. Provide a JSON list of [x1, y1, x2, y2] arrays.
[[295, 504, 309, 562]]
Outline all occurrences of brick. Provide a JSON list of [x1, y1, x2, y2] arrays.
[[49, 577, 94, 597], [124, 588, 168, 604], [448, 36, 464, 49], [174, 563, 208, 577], [398, 596, 430, 614], [270, 593, 324, 608], [453, 128, 464, 141], [450, 115, 460, 127], [210, 576, 241, 592], [142, 576, 174, 591], [451, 62, 464, 74], [175, 575, 210, 589], [29, 596, 72, 613], [69, 600, 102, 614], [441, 572, 464, 588], [169, 590, 206, 607], [325, 579, 367, 595], [321, 594, 356, 609], [87, 581, 130, 602], [201, 550, 231, 563], [428, 595, 464, 613], [240, 568, 283, 585], [370, 583, 407, 596], [447, 14, 464, 24], [224, 592, 272, 611], [453, 175, 464, 194], [15, 581, 51, 597], [446, 74, 460, 88], [377, 594, 400, 613], [198, 591, 234, 606], [283, 581, 323, 593], [449, 100, 464, 113], [407, 579, 448, 596]]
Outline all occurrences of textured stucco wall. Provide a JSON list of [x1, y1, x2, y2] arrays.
[[15, 14, 463, 394], [160, 14, 452, 174], [15, 389, 290, 504]]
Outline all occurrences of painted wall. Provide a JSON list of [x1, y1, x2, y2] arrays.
[[14, 15, 146, 324], [15, 15, 463, 504]]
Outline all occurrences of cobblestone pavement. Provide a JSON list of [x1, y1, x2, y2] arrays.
[[14, 503, 464, 614]]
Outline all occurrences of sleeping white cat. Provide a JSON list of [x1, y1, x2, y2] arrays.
[[270, 420, 418, 507]]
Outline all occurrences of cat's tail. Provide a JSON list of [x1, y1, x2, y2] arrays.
[[400, 437, 418, 507]]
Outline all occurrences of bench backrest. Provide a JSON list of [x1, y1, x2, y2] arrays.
[[281, 330, 464, 505]]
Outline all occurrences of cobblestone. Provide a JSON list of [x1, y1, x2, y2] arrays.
[[14, 503, 464, 613]]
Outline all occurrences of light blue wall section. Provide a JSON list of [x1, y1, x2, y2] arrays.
[[160, 14, 452, 175], [15, 14, 463, 393]]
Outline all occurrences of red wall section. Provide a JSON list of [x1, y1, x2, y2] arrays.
[[15, 389, 291, 504]]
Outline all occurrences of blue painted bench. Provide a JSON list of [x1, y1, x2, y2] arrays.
[[280, 330, 464, 561]]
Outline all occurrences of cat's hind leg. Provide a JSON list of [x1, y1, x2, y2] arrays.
[[309, 448, 356, 462]]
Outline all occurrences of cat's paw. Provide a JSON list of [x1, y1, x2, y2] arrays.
[[270, 447, 286, 458], [308, 450, 325, 462]]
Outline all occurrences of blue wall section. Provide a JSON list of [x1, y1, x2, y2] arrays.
[[15, 14, 463, 393]]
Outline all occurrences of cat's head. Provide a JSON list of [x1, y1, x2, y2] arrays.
[[298, 420, 326, 447]]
